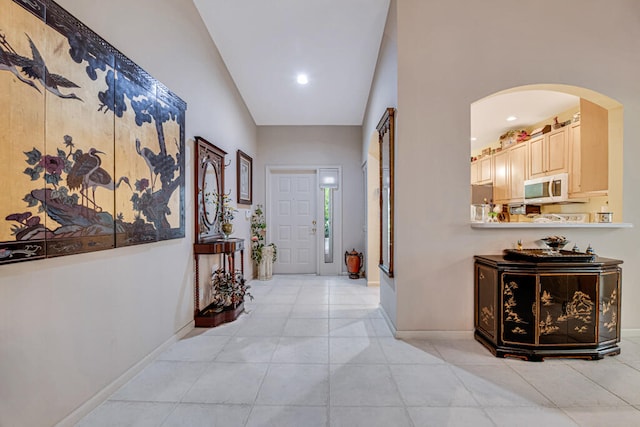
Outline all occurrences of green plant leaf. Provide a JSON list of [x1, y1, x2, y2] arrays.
[[24, 147, 42, 165], [23, 193, 38, 207], [45, 173, 61, 186], [24, 167, 40, 181]]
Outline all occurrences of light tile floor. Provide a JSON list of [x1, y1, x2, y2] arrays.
[[77, 275, 640, 427]]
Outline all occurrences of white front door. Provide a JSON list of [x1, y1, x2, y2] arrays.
[[270, 171, 317, 274]]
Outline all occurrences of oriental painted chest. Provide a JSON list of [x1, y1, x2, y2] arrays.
[[474, 254, 622, 361]]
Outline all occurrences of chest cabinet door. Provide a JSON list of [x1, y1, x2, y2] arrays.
[[538, 274, 597, 345], [599, 271, 620, 343], [476, 264, 497, 341], [502, 273, 537, 345]]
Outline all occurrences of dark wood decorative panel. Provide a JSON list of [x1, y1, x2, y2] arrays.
[[539, 274, 597, 345], [475, 264, 497, 342], [0, 0, 186, 265], [502, 273, 536, 345], [599, 272, 620, 343]]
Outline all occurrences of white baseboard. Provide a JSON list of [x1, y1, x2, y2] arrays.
[[379, 305, 397, 336], [395, 330, 475, 340], [56, 321, 194, 427], [622, 329, 640, 338], [367, 280, 380, 287]]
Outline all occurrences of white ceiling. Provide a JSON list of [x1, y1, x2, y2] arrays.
[[193, 3, 579, 137], [193, 0, 391, 126], [471, 90, 579, 151]]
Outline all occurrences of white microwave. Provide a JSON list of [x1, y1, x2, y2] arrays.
[[524, 173, 568, 204]]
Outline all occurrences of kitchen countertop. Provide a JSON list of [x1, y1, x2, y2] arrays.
[[471, 222, 633, 229]]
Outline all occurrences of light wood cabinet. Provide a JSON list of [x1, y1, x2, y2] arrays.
[[493, 150, 509, 203], [569, 99, 608, 197], [492, 142, 528, 204], [509, 143, 528, 202], [547, 128, 568, 174], [529, 127, 568, 179], [479, 156, 492, 183], [568, 122, 582, 194], [471, 160, 479, 184], [471, 156, 493, 185], [529, 135, 545, 177]]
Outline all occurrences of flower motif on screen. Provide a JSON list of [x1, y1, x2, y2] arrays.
[[39, 155, 64, 175], [135, 178, 150, 192], [63, 134, 74, 148]]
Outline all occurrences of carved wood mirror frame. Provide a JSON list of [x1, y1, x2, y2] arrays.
[[195, 136, 226, 241], [377, 108, 395, 277]]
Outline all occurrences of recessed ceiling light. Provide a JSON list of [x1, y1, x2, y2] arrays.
[[506, 115, 518, 122], [470, 137, 477, 141], [297, 73, 309, 85]]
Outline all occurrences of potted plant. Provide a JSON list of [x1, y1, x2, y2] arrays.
[[218, 193, 238, 238], [250, 204, 277, 280], [208, 268, 252, 313]]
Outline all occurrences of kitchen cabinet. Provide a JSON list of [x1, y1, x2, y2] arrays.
[[471, 160, 479, 184], [509, 143, 527, 201], [493, 150, 509, 203], [529, 126, 568, 178], [568, 121, 582, 194], [569, 99, 608, 197], [493, 142, 528, 204], [479, 156, 492, 183], [471, 156, 492, 185], [474, 254, 622, 361]]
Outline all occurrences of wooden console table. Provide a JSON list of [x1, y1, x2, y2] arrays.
[[474, 254, 622, 361], [193, 238, 244, 327]]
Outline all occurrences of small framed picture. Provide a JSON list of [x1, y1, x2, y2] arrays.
[[237, 150, 253, 205]]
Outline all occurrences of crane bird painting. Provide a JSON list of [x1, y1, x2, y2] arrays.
[[67, 148, 133, 211], [20, 34, 84, 102], [0, 0, 186, 265], [0, 33, 41, 93]]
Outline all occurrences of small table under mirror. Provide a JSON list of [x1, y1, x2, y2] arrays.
[[193, 136, 244, 327]]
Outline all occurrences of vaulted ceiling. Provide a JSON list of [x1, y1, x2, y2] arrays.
[[193, 0, 391, 126], [194, 1, 581, 140]]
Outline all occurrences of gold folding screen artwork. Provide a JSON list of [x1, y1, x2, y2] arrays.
[[0, 0, 186, 265]]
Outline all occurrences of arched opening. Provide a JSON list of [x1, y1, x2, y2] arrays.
[[470, 84, 623, 223]]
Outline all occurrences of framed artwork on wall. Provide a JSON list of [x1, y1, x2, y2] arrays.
[[237, 150, 253, 205], [0, 0, 186, 266]]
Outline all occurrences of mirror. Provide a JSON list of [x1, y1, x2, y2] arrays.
[[195, 136, 226, 241], [203, 161, 219, 226], [377, 108, 395, 277]]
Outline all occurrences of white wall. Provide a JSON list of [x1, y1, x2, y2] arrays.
[[0, 1, 257, 426], [362, 0, 398, 160], [393, 0, 640, 333], [366, 138, 380, 287], [255, 126, 364, 273], [361, 0, 398, 324]]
